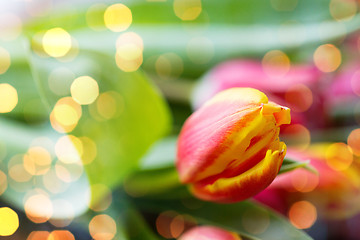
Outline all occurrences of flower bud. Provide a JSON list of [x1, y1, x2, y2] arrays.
[[177, 88, 291, 202], [179, 226, 241, 240]]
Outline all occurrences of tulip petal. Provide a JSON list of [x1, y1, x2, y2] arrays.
[[191, 142, 286, 203], [177, 88, 272, 183]]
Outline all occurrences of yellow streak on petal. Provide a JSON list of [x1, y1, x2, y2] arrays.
[[201, 142, 286, 198], [262, 102, 291, 125], [192, 101, 289, 182], [203, 88, 269, 109], [192, 108, 266, 182]]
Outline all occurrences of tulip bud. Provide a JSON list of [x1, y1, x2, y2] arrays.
[[179, 226, 241, 240], [177, 88, 291, 202]]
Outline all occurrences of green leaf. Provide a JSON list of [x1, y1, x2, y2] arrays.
[[28, 49, 171, 203], [140, 136, 177, 170], [134, 197, 312, 240], [76, 192, 162, 240], [0, 43, 171, 218], [24, 0, 360, 78], [280, 157, 318, 175], [0, 118, 91, 218], [115, 196, 162, 240], [0, 38, 48, 122]]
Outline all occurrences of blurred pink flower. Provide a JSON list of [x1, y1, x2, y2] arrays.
[[179, 226, 241, 240], [325, 63, 360, 118], [254, 144, 360, 220], [192, 60, 324, 128]]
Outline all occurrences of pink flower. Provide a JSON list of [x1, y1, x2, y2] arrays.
[[192, 60, 323, 128], [325, 63, 360, 116], [179, 226, 241, 240]]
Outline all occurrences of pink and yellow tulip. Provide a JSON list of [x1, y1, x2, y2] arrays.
[[176, 88, 291, 202], [178, 226, 241, 240]]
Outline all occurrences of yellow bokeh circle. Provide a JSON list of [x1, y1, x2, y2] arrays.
[[71, 76, 99, 105], [42, 28, 72, 58], [0, 207, 19, 236], [104, 4, 132, 32], [0, 83, 18, 113]]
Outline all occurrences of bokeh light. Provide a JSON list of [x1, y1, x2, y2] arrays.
[[27, 231, 50, 240], [23, 146, 52, 176], [71, 76, 99, 105], [50, 97, 82, 133], [170, 214, 185, 238], [329, 0, 357, 22], [89, 214, 117, 240], [173, 0, 202, 21], [42, 28, 72, 58], [42, 168, 69, 194], [350, 70, 360, 96], [242, 208, 270, 234], [0, 83, 18, 113], [313, 44, 341, 72], [347, 128, 360, 156], [0, 207, 19, 236], [56, 160, 83, 183], [115, 44, 143, 72], [155, 53, 184, 79], [284, 84, 313, 112], [55, 135, 83, 164], [0, 47, 10, 74], [156, 211, 184, 239], [115, 32, 144, 72], [262, 50, 290, 78], [290, 169, 319, 192], [8, 163, 33, 183], [289, 201, 317, 229], [88, 184, 112, 212], [281, 124, 311, 150], [104, 4, 132, 32], [325, 142, 353, 171], [48, 230, 75, 240], [24, 193, 53, 223], [0, 170, 7, 195], [96, 91, 124, 120], [79, 136, 97, 164]]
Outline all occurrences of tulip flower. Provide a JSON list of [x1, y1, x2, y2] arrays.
[[176, 88, 291, 202], [254, 144, 360, 219], [179, 226, 241, 240], [192, 60, 323, 128]]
